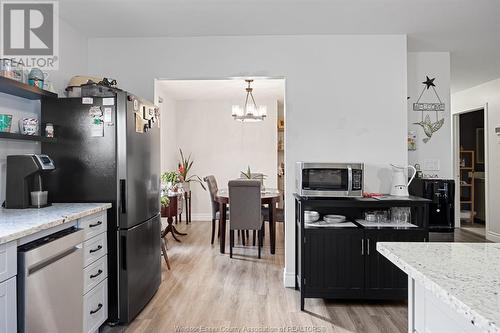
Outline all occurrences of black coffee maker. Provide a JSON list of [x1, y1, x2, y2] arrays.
[[5, 154, 55, 208], [409, 178, 455, 232]]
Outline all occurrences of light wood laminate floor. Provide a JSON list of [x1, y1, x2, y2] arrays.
[[105, 222, 485, 333]]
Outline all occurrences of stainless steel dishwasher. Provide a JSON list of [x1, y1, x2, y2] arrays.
[[18, 227, 84, 333]]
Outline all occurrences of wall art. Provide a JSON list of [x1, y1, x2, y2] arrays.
[[413, 76, 445, 143]]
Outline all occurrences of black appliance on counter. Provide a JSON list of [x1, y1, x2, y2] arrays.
[[41, 89, 161, 324], [409, 178, 455, 232], [4, 154, 55, 208]]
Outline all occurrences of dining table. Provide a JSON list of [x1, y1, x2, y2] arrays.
[[216, 188, 281, 255]]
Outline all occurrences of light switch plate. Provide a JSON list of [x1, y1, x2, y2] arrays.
[[423, 159, 440, 171]]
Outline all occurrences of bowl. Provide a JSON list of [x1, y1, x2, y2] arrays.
[[324, 215, 346, 223], [304, 211, 320, 223]]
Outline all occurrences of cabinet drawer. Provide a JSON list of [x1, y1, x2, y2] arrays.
[[0, 241, 16, 283], [0, 277, 16, 333], [83, 255, 107, 294], [83, 278, 108, 333], [79, 211, 107, 240], [83, 232, 107, 267]]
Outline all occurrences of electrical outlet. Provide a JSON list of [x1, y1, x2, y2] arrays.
[[423, 159, 440, 171]]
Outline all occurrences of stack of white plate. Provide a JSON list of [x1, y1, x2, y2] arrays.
[[304, 210, 320, 223], [323, 215, 347, 223]]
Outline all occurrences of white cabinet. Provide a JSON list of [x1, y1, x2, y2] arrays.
[[79, 211, 107, 240], [0, 277, 16, 333], [79, 211, 108, 333], [0, 241, 16, 333], [83, 279, 108, 333], [410, 278, 483, 333], [83, 232, 107, 267], [83, 255, 108, 294], [0, 241, 16, 283]]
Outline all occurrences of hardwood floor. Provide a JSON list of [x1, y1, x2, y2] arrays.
[[105, 222, 486, 333]]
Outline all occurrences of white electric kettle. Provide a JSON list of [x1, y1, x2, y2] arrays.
[[390, 164, 416, 197]]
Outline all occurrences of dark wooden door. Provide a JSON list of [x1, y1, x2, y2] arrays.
[[304, 228, 364, 298], [364, 229, 426, 299]]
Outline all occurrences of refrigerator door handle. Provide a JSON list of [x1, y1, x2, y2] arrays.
[[120, 179, 126, 213], [121, 235, 127, 270]]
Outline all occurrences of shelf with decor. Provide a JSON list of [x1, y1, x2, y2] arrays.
[[0, 75, 58, 143], [0, 76, 57, 100], [459, 150, 475, 223], [0, 132, 57, 143]]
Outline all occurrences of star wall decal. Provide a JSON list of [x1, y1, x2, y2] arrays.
[[422, 76, 436, 90]]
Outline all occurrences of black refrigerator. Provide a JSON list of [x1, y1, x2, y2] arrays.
[[41, 89, 161, 324]]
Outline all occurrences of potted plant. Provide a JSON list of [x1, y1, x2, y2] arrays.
[[178, 148, 206, 192], [161, 171, 180, 193], [241, 166, 267, 188], [160, 195, 170, 217]]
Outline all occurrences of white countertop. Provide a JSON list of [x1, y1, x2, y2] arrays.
[[0, 203, 112, 244], [377, 242, 500, 333]]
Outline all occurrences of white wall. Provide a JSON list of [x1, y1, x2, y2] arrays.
[[48, 19, 89, 96], [157, 91, 178, 172], [87, 34, 408, 286], [0, 18, 88, 204], [452, 78, 500, 242], [163, 98, 278, 220], [407, 52, 452, 178]]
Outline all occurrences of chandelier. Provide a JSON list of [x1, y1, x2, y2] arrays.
[[232, 79, 267, 122]]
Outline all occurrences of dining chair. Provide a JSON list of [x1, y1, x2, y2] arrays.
[[262, 207, 285, 237], [204, 175, 229, 244], [228, 179, 263, 258]]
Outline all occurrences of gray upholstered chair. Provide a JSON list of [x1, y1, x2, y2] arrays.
[[228, 179, 263, 258], [204, 175, 226, 244]]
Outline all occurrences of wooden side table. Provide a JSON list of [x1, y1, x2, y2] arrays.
[[161, 194, 187, 242]]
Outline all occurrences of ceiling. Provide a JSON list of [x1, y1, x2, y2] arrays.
[[59, 0, 500, 92], [157, 79, 285, 102]]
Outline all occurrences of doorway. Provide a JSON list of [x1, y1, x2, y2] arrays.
[[453, 107, 487, 237], [154, 77, 286, 222]]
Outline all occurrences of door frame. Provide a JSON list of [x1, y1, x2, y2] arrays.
[[452, 103, 489, 235], [153, 77, 291, 284]]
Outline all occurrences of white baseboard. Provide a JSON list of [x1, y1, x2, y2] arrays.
[[487, 230, 500, 242], [283, 268, 295, 288], [190, 213, 212, 221]]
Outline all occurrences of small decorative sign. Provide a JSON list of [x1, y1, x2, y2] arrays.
[[413, 103, 445, 112]]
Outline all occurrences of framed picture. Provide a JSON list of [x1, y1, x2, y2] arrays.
[[408, 131, 417, 151]]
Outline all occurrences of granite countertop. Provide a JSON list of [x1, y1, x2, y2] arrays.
[[377, 242, 500, 333], [0, 203, 112, 244]]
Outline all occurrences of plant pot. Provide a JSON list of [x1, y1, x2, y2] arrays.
[[180, 181, 190, 193]]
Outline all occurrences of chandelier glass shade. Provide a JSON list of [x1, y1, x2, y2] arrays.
[[232, 79, 267, 122]]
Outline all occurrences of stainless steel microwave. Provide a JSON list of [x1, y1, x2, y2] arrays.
[[296, 162, 364, 197]]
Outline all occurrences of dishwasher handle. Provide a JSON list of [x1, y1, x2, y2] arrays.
[[19, 228, 84, 272], [28, 246, 80, 275]]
